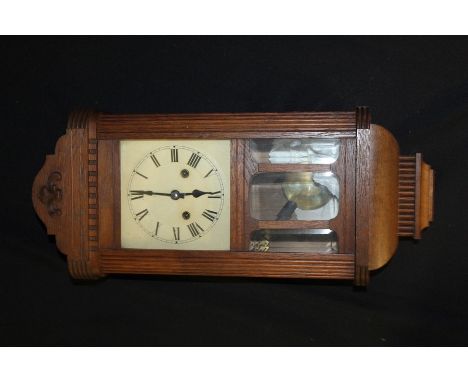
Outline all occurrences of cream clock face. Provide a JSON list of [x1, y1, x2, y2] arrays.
[[120, 140, 231, 250]]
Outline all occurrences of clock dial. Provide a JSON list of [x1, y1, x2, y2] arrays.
[[127, 145, 225, 244], [121, 140, 231, 250]]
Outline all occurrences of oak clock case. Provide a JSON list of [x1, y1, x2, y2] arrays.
[[32, 108, 434, 286]]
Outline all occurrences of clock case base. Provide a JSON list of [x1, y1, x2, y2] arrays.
[[32, 108, 434, 286]]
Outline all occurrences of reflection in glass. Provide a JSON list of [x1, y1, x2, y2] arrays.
[[250, 172, 339, 221], [249, 229, 338, 253], [251, 138, 339, 164]]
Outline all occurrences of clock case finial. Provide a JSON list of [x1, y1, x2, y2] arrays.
[[32, 110, 103, 279], [354, 107, 434, 286]]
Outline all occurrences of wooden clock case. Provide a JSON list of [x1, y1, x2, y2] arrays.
[[32, 107, 434, 286]]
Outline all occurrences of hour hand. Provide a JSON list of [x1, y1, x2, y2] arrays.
[[184, 189, 221, 198]]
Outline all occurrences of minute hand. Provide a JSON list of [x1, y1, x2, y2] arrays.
[[183, 189, 221, 198], [130, 190, 176, 197]]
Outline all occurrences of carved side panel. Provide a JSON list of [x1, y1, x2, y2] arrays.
[[32, 111, 104, 279]]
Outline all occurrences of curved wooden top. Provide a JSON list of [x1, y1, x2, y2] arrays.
[[368, 124, 400, 271]]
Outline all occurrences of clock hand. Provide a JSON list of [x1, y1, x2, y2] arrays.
[[130, 190, 172, 196], [130, 189, 221, 200], [130, 190, 185, 199], [182, 189, 221, 198]]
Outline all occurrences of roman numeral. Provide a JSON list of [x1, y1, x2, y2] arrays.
[[187, 153, 202, 168], [130, 190, 145, 200], [204, 169, 214, 178], [208, 195, 221, 199], [134, 171, 148, 179], [202, 209, 217, 222], [173, 227, 180, 241], [136, 209, 149, 221], [150, 154, 161, 167], [187, 222, 204, 237], [171, 148, 178, 162], [154, 221, 160, 236]]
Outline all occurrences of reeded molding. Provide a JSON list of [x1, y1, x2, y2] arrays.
[[398, 154, 434, 239]]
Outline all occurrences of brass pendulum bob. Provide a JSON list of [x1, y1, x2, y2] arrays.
[[276, 173, 335, 220]]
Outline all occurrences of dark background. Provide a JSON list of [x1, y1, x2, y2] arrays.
[[1, 36, 467, 346]]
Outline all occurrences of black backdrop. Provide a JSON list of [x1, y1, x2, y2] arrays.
[[1, 36, 467, 346]]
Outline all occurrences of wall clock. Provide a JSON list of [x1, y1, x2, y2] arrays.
[[32, 107, 434, 286]]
